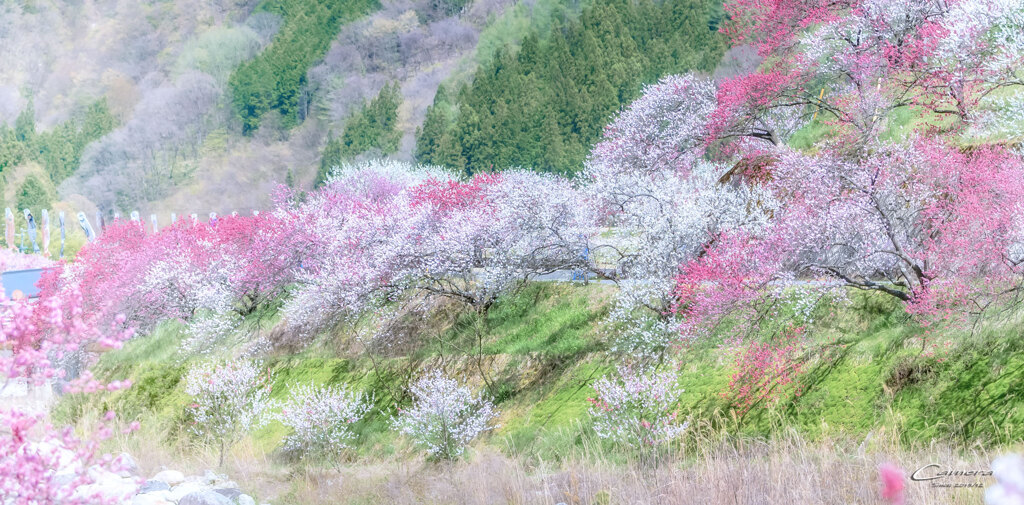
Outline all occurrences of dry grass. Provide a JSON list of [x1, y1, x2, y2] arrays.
[[106, 418, 1009, 505]]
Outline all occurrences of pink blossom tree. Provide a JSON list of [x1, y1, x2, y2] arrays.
[[1, 288, 136, 504], [588, 365, 688, 449], [717, 0, 1024, 146], [632, 0, 1024, 336]]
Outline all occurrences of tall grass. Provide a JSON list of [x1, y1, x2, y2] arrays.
[[105, 413, 1007, 505]]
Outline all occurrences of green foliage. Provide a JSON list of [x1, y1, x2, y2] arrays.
[[176, 26, 262, 83], [0, 124, 28, 174], [337, 83, 402, 158], [416, 0, 727, 175], [414, 85, 454, 163], [433, 283, 609, 356], [15, 174, 53, 214], [14, 96, 36, 143], [314, 84, 402, 187], [285, 167, 295, 188], [37, 100, 116, 184], [229, 0, 379, 134], [470, 0, 589, 70], [0, 98, 116, 185], [315, 134, 344, 187]]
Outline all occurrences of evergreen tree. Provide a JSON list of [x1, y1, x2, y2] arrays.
[[0, 98, 115, 188], [230, 0, 378, 134], [16, 174, 53, 214], [14, 95, 35, 144], [415, 85, 453, 164], [413, 0, 727, 175], [316, 134, 344, 187], [338, 83, 402, 158]]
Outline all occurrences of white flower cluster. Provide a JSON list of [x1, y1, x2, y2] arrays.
[[182, 310, 242, 356], [589, 365, 688, 447], [325, 158, 455, 189], [275, 384, 372, 458], [184, 359, 273, 461], [608, 317, 677, 359], [391, 370, 498, 460], [771, 282, 849, 326]]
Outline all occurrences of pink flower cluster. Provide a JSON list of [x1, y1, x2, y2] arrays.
[[588, 365, 688, 447], [722, 325, 807, 415], [1, 286, 135, 504]]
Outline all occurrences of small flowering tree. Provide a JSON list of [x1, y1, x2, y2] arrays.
[[588, 366, 688, 449], [392, 370, 498, 460], [722, 326, 807, 416], [184, 359, 274, 467], [1, 288, 136, 505], [276, 384, 372, 461]]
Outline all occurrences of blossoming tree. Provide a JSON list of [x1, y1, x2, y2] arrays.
[[184, 359, 274, 467], [392, 370, 498, 460], [275, 383, 372, 460], [1, 283, 136, 504]]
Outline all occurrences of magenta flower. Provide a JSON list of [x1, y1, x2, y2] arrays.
[[878, 462, 906, 505]]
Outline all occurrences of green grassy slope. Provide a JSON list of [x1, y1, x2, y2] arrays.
[[60, 283, 1024, 468]]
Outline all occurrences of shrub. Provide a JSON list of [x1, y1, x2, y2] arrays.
[[392, 370, 498, 460], [276, 383, 372, 460], [723, 326, 806, 416], [588, 365, 688, 448], [184, 359, 274, 466]]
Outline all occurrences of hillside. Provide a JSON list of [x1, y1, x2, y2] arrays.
[[3, 2, 1024, 505], [0, 0, 726, 220], [59, 283, 1023, 504]]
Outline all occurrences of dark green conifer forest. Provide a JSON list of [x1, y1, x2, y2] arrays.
[[415, 0, 726, 175]]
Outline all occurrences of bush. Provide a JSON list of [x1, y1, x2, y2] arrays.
[[392, 370, 498, 460], [723, 327, 806, 416], [276, 383, 372, 460], [184, 359, 274, 466], [588, 365, 688, 448]]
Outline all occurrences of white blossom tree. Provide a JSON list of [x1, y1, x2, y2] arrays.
[[392, 370, 498, 460], [184, 359, 274, 467], [589, 365, 688, 449], [275, 383, 372, 461]]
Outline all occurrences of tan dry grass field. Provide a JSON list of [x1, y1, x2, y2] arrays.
[[106, 420, 1005, 505]]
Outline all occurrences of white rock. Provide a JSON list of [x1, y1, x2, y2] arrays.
[[144, 490, 172, 501], [238, 494, 256, 505], [140, 480, 172, 494], [131, 493, 173, 505], [116, 452, 140, 477], [72, 477, 134, 503], [202, 469, 222, 485], [168, 482, 208, 502], [179, 490, 233, 505], [152, 470, 186, 487]]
